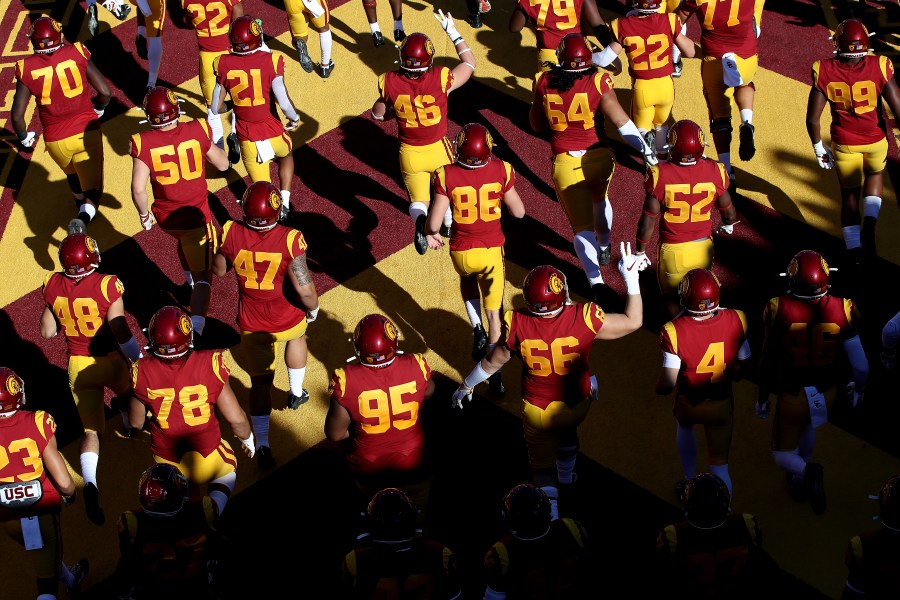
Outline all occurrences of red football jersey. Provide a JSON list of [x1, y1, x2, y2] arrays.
[[183, 0, 236, 52], [659, 308, 748, 401], [610, 13, 682, 80], [433, 159, 516, 251], [43, 271, 123, 358], [379, 67, 453, 146], [681, 0, 757, 58], [762, 294, 860, 393], [330, 353, 431, 477], [517, 0, 585, 50], [215, 51, 287, 142], [0, 410, 63, 521], [534, 71, 613, 155], [502, 303, 605, 409], [15, 42, 99, 142], [344, 538, 461, 599], [845, 528, 900, 598], [812, 55, 894, 146], [131, 350, 230, 462], [217, 221, 309, 333], [130, 119, 214, 230], [645, 158, 730, 244]]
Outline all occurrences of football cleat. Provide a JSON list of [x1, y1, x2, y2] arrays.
[[413, 214, 428, 255], [319, 60, 335, 79], [394, 29, 406, 42], [472, 324, 488, 362], [84, 482, 105, 526], [804, 462, 826, 515], [672, 59, 683, 78], [67, 218, 87, 236], [489, 371, 505, 396], [598, 245, 611, 266], [738, 122, 756, 161], [67, 559, 89, 593], [372, 31, 385, 47], [135, 35, 148, 60], [256, 445, 276, 470], [87, 3, 99, 36], [287, 389, 309, 409], [107, 1, 131, 21], [440, 224, 452, 238], [466, 13, 482, 28], [226, 132, 241, 165], [295, 39, 314, 73], [280, 199, 290, 221]]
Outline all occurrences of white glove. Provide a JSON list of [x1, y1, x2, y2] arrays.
[[20, 131, 37, 149], [94, 106, 106, 118], [285, 118, 300, 132], [644, 148, 659, 167], [452, 385, 473, 409], [617, 241, 641, 295], [847, 382, 864, 408], [306, 306, 320, 323], [813, 141, 834, 170], [434, 10, 462, 44], [139, 211, 156, 231], [716, 220, 740, 235], [634, 251, 652, 272], [240, 433, 256, 458], [882, 349, 896, 370]]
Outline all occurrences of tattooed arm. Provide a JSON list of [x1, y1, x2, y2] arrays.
[[288, 253, 320, 317]]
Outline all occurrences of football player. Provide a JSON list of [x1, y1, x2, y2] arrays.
[[656, 473, 769, 599], [758, 250, 869, 514], [284, 0, 335, 77], [86, 0, 132, 37], [115, 464, 225, 598], [131, 86, 231, 339], [654, 268, 750, 500], [881, 310, 900, 369], [129, 306, 256, 507], [635, 120, 737, 318], [595, 0, 696, 157], [0, 367, 88, 600], [483, 484, 589, 599], [806, 19, 900, 261], [530, 34, 656, 302], [362, 0, 405, 47], [371, 11, 477, 255], [342, 488, 461, 598], [131, 0, 166, 90], [212, 181, 320, 470], [181, 0, 244, 160], [424, 123, 525, 394], [12, 16, 111, 234], [509, 0, 610, 74], [211, 16, 300, 206], [677, 0, 766, 187], [325, 314, 436, 526], [40, 232, 143, 526], [454, 249, 643, 518], [843, 473, 900, 599]]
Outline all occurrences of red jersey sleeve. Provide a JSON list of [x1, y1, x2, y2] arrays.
[[433, 166, 449, 196], [841, 298, 861, 341], [501, 161, 516, 193], [660, 322, 677, 354], [74, 41, 91, 63], [211, 351, 231, 386], [287, 229, 309, 259], [442, 67, 454, 93], [595, 71, 614, 95], [36, 410, 58, 446], [329, 368, 347, 403], [580, 302, 605, 334], [218, 220, 237, 260], [500, 310, 518, 352], [274, 53, 286, 77], [100, 275, 125, 304]]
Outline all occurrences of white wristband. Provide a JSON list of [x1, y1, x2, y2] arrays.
[[463, 362, 492, 390], [813, 140, 826, 154], [241, 433, 255, 454], [119, 337, 143, 362], [307, 306, 320, 320], [625, 277, 641, 296], [592, 45, 618, 68]]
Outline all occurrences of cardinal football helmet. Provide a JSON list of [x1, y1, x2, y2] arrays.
[[139, 464, 189, 517], [880, 474, 900, 530], [678, 268, 720, 315], [833, 19, 870, 58], [367, 488, 417, 543], [503, 484, 552, 540], [556, 33, 592, 72], [787, 250, 830, 300], [683, 473, 730, 529], [632, 0, 662, 14], [0, 367, 25, 414], [354, 314, 399, 367], [668, 120, 707, 166], [242, 181, 282, 230], [455, 123, 494, 168], [143, 86, 180, 128], [523, 265, 569, 316], [399, 33, 434, 72], [230, 16, 264, 55], [59, 233, 100, 278], [147, 306, 193, 358], [30, 17, 63, 54]]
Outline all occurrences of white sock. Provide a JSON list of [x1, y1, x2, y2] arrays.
[[408, 201, 428, 221], [288, 367, 306, 397], [207, 108, 224, 147], [540, 485, 559, 520], [709, 464, 732, 498], [184, 271, 194, 287], [740, 109, 753, 124], [211, 471, 236, 495], [191, 315, 205, 335], [60, 561, 75, 588], [209, 490, 229, 514], [280, 189, 291, 209], [319, 31, 332, 65], [251, 415, 270, 448], [147, 37, 162, 88], [80, 452, 99, 487], [573, 231, 602, 286], [593, 198, 612, 248], [843, 225, 861, 249], [657, 125, 669, 153], [443, 206, 453, 228], [369, 23, 381, 34], [78, 203, 97, 220], [672, 44, 682, 63], [799, 426, 816, 462], [676, 424, 697, 479], [718, 151, 732, 174], [863, 196, 882, 219], [137, 25, 146, 37], [464, 299, 482, 328], [773, 449, 806, 477], [394, 19, 403, 30], [557, 446, 577, 485], [37, 594, 56, 600]]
